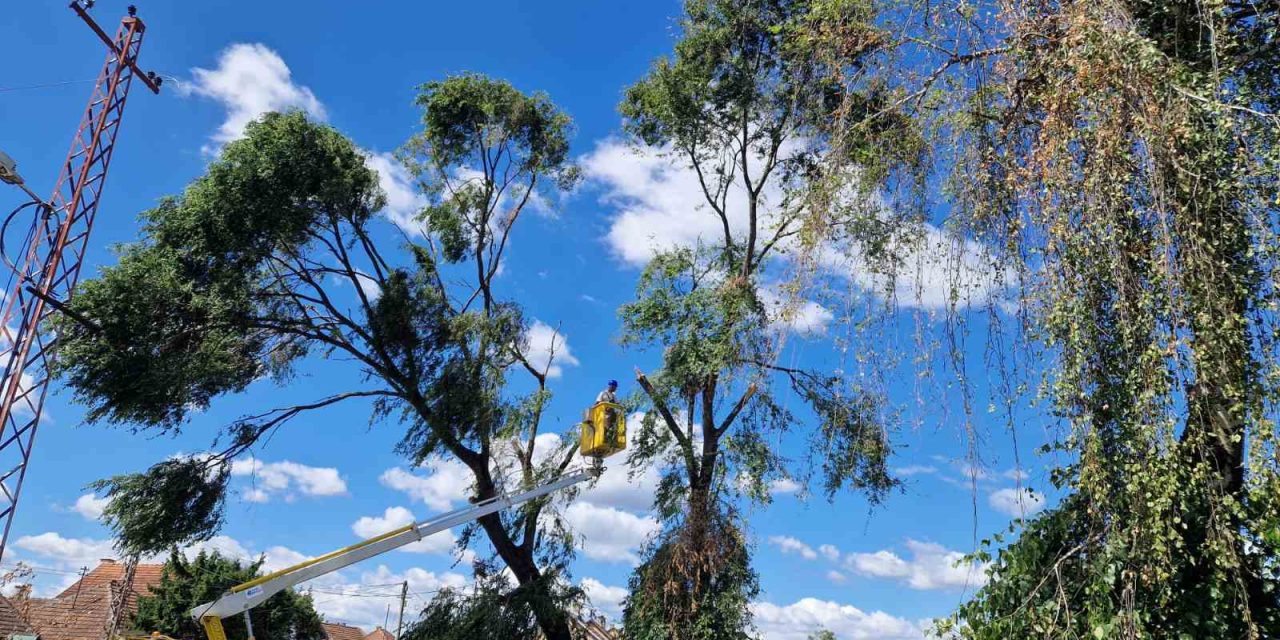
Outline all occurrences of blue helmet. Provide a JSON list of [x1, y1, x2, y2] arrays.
[[607, 379, 618, 388]]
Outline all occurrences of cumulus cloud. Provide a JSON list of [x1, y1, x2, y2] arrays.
[[581, 138, 1007, 311], [521, 321, 580, 379], [72, 494, 110, 521], [758, 287, 835, 337], [989, 487, 1046, 517], [13, 533, 116, 571], [752, 598, 926, 640], [314, 564, 468, 630], [846, 539, 988, 591], [768, 478, 802, 496], [230, 457, 348, 501], [578, 451, 661, 513], [182, 43, 325, 146], [582, 578, 628, 620], [768, 535, 818, 561], [364, 150, 427, 234], [825, 570, 847, 584], [380, 459, 473, 512], [818, 544, 841, 562], [350, 506, 464, 557], [563, 502, 660, 564]]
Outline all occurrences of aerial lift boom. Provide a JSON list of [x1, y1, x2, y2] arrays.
[[190, 465, 603, 640]]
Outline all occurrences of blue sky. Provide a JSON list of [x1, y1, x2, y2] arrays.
[[0, 2, 1059, 638]]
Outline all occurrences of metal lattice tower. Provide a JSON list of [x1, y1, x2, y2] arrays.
[[0, 3, 160, 563]]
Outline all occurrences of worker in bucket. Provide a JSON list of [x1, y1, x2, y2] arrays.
[[596, 379, 619, 404], [595, 379, 621, 444]]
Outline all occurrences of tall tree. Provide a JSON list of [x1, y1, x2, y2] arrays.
[[133, 551, 324, 640], [810, 0, 1280, 637], [57, 75, 586, 640], [615, 1, 918, 637]]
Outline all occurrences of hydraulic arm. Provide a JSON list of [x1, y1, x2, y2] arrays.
[[191, 467, 598, 640]]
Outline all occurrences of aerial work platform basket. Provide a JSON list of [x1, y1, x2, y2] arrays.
[[581, 401, 626, 458]]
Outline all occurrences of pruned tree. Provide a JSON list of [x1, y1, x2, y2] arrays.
[[794, 0, 1280, 637], [615, 1, 919, 637], [56, 73, 588, 640]]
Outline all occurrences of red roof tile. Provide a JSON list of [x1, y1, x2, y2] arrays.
[[14, 559, 167, 640], [322, 621, 368, 640], [362, 626, 395, 640]]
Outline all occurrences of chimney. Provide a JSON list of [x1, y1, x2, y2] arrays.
[[100, 558, 117, 565]]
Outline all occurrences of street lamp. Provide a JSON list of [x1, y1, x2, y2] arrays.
[[0, 149, 48, 204]]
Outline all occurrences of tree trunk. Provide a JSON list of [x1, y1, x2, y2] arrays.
[[473, 469, 573, 640]]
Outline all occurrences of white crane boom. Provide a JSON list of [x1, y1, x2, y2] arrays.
[[190, 467, 597, 640]]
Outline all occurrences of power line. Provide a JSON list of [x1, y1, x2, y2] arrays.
[[0, 79, 97, 93]]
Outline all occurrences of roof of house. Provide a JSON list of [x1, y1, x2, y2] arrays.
[[0, 595, 35, 638], [569, 617, 619, 640], [11, 559, 167, 640], [322, 621, 368, 640], [362, 627, 394, 640]]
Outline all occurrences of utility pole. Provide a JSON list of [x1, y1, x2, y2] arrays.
[[0, 2, 160, 565], [394, 581, 408, 640]]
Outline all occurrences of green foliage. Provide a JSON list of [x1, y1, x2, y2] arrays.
[[852, 0, 1280, 637], [403, 563, 582, 640], [55, 76, 586, 640], [92, 458, 229, 557], [806, 631, 836, 640], [133, 550, 324, 640], [617, 1, 911, 636], [622, 509, 758, 640], [53, 111, 378, 429]]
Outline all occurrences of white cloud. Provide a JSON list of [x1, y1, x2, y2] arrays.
[[14, 533, 115, 570], [846, 539, 988, 591], [989, 487, 1046, 517], [581, 139, 767, 267], [825, 570, 847, 584], [1002, 468, 1029, 482], [521, 321, 580, 379], [758, 287, 835, 337], [818, 544, 841, 562], [351, 506, 459, 556], [768, 535, 818, 561], [72, 494, 110, 521], [183, 534, 252, 563], [563, 502, 660, 564], [578, 454, 661, 513], [582, 578, 628, 620], [769, 478, 802, 496], [231, 457, 347, 501], [752, 598, 926, 640], [365, 150, 427, 234], [380, 459, 473, 512], [894, 465, 939, 477], [312, 564, 468, 631], [183, 43, 325, 146], [582, 138, 1007, 310]]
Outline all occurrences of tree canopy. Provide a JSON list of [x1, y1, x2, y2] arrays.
[[56, 75, 589, 640], [615, 0, 920, 637], [133, 551, 324, 640]]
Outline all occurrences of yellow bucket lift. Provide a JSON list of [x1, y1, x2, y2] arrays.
[[580, 401, 626, 458]]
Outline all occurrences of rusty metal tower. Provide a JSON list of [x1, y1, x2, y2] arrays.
[[0, 2, 161, 563]]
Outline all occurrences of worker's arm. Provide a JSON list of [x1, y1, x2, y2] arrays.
[[190, 467, 596, 623]]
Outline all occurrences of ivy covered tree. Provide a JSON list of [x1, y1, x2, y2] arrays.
[[57, 75, 586, 640], [133, 551, 324, 640], [797, 0, 1280, 637], [615, 1, 920, 637]]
